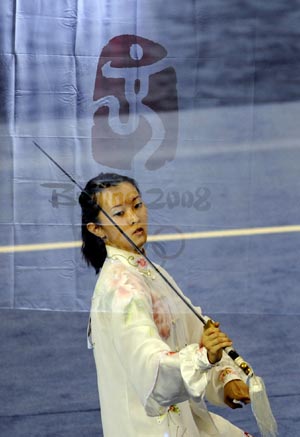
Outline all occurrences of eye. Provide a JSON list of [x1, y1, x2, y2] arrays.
[[134, 202, 143, 209], [113, 210, 124, 217]]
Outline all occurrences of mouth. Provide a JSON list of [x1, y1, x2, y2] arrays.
[[133, 227, 145, 236]]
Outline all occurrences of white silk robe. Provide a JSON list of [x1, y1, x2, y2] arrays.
[[88, 246, 252, 437]]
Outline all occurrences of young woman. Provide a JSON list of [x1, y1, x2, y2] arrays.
[[79, 173, 253, 437]]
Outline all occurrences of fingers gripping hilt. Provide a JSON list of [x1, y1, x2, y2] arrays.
[[204, 319, 254, 377]]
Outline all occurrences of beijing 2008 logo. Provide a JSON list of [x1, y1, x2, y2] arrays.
[[92, 34, 178, 170]]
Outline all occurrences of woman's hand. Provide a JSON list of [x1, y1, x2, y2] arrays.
[[224, 380, 250, 409], [200, 320, 232, 364]]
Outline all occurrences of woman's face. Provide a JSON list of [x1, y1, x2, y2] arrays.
[[94, 182, 148, 253]]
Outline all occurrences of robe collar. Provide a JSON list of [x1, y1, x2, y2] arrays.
[[105, 245, 150, 274]]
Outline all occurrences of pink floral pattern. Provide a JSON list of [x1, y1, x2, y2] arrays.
[[109, 265, 145, 296], [168, 404, 180, 414], [107, 255, 172, 339], [157, 404, 181, 425], [137, 257, 147, 268], [219, 367, 236, 383], [150, 290, 172, 339], [105, 264, 151, 323]]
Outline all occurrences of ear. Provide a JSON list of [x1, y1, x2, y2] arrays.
[[87, 222, 106, 239]]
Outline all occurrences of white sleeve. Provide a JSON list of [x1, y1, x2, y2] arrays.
[[146, 344, 216, 415], [204, 352, 246, 407]]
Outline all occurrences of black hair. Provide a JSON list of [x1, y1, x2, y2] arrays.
[[78, 173, 140, 274]]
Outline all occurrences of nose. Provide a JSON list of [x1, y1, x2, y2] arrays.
[[128, 209, 139, 225]]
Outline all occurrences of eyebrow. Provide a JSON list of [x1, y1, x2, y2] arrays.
[[110, 195, 141, 210]]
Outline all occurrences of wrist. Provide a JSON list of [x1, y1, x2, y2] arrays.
[[195, 346, 217, 370], [207, 350, 222, 365]]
